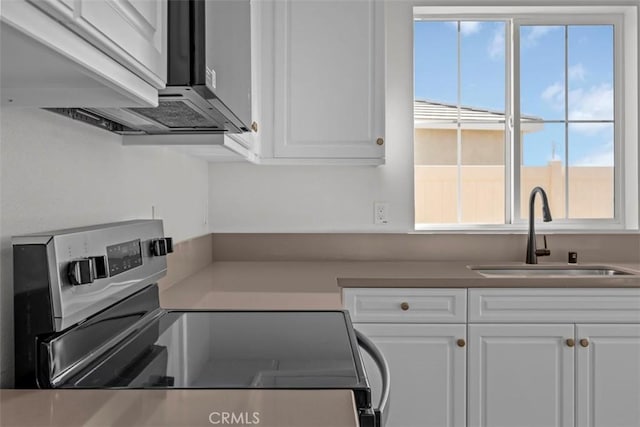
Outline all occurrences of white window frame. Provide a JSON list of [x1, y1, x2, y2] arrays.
[[413, 5, 639, 232]]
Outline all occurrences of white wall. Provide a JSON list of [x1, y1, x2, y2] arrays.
[[208, 1, 415, 233], [208, 0, 640, 232], [0, 108, 209, 387]]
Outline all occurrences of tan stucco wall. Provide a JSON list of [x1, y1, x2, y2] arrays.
[[414, 128, 506, 165], [416, 164, 614, 224], [414, 128, 614, 223]]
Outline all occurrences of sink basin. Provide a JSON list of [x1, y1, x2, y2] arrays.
[[470, 266, 634, 277]]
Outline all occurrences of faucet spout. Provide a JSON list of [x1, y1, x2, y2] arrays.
[[526, 186, 552, 264]]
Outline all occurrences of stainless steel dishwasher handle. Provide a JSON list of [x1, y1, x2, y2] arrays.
[[355, 329, 390, 427]]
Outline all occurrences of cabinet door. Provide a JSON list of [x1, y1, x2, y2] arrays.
[[576, 324, 640, 427], [355, 323, 466, 427], [28, 0, 167, 87], [468, 324, 575, 427], [4, 0, 159, 107], [26, 0, 76, 21], [76, 0, 166, 85], [272, 0, 385, 160]]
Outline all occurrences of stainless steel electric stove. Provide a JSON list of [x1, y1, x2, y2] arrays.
[[13, 220, 388, 427]]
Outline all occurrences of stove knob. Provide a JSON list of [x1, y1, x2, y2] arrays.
[[91, 255, 108, 279], [68, 258, 94, 286], [150, 238, 173, 256]]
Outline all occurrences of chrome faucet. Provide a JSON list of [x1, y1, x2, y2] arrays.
[[526, 186, 552, 264]]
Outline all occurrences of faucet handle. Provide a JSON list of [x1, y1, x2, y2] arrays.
[[536, 235, 551, 257]]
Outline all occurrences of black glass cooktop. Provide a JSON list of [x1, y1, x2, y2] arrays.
[[61, 310, 368, 391]]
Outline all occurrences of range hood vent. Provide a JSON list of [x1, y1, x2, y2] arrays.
[[46, 0, 252, 137], [131, 100, 220, 129], [45, 108, 143, 135]]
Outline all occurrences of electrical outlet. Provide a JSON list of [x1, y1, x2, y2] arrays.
[[374, 202, 389, 224]]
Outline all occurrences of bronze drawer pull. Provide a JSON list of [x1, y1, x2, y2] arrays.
[[566, 338, 575, 347], [457, 339, 466, 348], [400, 302, 409, 311], [580, 338, 590, 347]]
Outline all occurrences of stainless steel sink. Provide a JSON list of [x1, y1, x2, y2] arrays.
[[469, 266, 634, 277]]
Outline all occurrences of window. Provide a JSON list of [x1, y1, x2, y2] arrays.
[[517, 24, 614, 221], [413, 8, 637, 230]]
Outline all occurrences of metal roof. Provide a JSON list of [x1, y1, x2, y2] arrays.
[[415, 99, 543, 133]]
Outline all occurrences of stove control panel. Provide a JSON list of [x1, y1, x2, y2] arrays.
[[107, 239, 143, 276], [13, 220, 169, 332]]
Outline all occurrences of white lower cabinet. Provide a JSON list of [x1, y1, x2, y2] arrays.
[[468, 323, 640, 427], [468, 289, 640, 427], [344, 287, 640, 427], [576, 324, 640, 427], [345, 288, 467, 427], [354, 323, 467, 427], [468, 324, 575, 427]]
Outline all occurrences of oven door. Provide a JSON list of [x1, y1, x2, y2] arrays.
[[356, 330, 390, 427], [52, 320, 173, 388], [39, 303, 384, 427]]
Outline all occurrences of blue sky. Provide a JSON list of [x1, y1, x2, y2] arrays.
[[414, 21, 614, 167]]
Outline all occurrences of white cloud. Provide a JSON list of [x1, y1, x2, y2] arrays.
[[568, 63, 586, 82], [488, 27, 504, 59], [569, 121, 611, 135], [461, 21, 482, 35], [573, 150, 614, 166], [522, 26, 557, 47], [541, 82, 564, 107], [573, 140, 614, 166], [568, 83, 613, 122], [448, 21, 482, 36], [539, 81, 613, 135]]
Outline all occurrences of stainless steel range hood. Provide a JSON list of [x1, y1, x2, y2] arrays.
[[48, 0, 252, 136]]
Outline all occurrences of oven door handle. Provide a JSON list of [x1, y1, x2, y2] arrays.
[[355, 329, 390, 427]]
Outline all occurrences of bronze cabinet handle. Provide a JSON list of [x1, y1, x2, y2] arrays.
[[400, 302, 409, 311], [580, 338, 590, 347], [376, 138, 384, 146], [456, 339, 466, 348], [566, 338, 575, 347]]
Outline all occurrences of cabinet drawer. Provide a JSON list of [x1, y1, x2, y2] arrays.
[[343, 288, 467, 323], [469, 288, 640, 323]]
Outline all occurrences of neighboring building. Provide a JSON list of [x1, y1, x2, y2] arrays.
[[414, 99, 543, 166], [414, 100, 613, 224]]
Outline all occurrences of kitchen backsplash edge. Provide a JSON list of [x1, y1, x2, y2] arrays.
[[158, 234, 214, 292], [210, 233, 640, 263]]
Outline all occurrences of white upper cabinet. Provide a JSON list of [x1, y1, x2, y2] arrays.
[[1, 0, 165, 107], [27, 0, 166, 86], [261, 0, 385, 164]]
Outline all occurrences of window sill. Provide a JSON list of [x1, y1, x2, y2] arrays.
[[413, 224, 639, 234]]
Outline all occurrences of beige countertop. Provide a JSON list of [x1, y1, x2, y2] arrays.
[[159, 261, 640, 310], [4, 260, 639, 425], [0, 389, 358, 427]]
